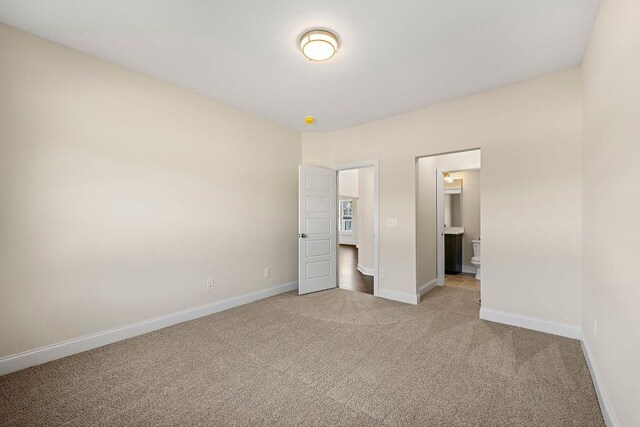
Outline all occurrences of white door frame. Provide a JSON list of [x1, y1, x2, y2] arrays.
[[334, 159, 380, 297], [436, 168, 445, 286]]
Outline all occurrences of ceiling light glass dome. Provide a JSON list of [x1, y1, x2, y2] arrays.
[[300, 29, 338, 61]]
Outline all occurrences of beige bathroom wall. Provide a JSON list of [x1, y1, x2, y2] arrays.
[[303, 68, 583, 325], [582, 0, 640, 424], [0, 25, 301, 358]]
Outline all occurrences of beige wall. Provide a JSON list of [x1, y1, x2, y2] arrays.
[[303, 69, 583, 325], [582, 0, 640, 425], [0, 25, 301, 358], [338, 169, 358, 198], [436, 150, 482, 173], [357, 167, 374, 271]]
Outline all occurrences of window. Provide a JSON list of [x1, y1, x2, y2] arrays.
[[340, 199, 353, 232]]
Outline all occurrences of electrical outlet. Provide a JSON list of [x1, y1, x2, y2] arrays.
[[593, 319, 597, 337], [385, 218, 398, 227], [207, 279, 214, 290], [380, 269, 385, 278], [264, 267, 271, 278]]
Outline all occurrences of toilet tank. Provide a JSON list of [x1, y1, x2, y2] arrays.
[[472, 240, 481, 258]]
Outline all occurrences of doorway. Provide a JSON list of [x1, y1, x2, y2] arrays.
[[337, 168, 374, 295], [438, 169, 481, 290], [416, 149, 481, 300], [335, 160, 379, 296], [298, 160, 379, 297]]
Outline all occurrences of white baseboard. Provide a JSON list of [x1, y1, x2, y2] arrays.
[[479, 307, 581, 339], [462, 265, 477, 274], [581, 337, 619, 427], [378, 288, 419, 305], [480, 310, 613, 424], [418, 278, 438, 296], [0, 281, 298, 376], [357, 264, 375, 276]]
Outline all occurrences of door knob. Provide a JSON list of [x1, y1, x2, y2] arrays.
[[299, 233, 307, 238]]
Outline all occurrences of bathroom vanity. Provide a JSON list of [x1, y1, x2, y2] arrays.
[[444, 227, 464, 274]]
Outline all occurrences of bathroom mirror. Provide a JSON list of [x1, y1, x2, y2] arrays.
[[444, 193, 462, 227], [444, 179, 463, 227]]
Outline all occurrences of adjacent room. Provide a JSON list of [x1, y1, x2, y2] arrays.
[[1, 0, 638, 426], [337, 168, 375, 295]]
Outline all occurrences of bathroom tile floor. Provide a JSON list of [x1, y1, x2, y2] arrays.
[[444, 272, 480, 290]]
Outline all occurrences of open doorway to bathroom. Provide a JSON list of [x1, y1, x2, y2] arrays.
[[441, 170, 481, 290], [416, 149, 481, 302], [337, 167, 375, 295]]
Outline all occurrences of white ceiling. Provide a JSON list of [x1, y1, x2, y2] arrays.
[[0, 0, 599, 131]]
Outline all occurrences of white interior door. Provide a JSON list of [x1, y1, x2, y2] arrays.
[[436, 169, 445, 286], [299, 165, 337, 295]]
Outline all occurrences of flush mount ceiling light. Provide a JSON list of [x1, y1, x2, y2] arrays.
[[299, 29, 339, 61]]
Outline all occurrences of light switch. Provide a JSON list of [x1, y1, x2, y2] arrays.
[[385, 218, 398, 227]]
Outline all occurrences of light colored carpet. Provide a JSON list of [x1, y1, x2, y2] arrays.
[[0, 286, 603, 426]]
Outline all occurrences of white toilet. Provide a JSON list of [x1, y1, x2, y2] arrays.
[[471, 240, 481, 280]]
